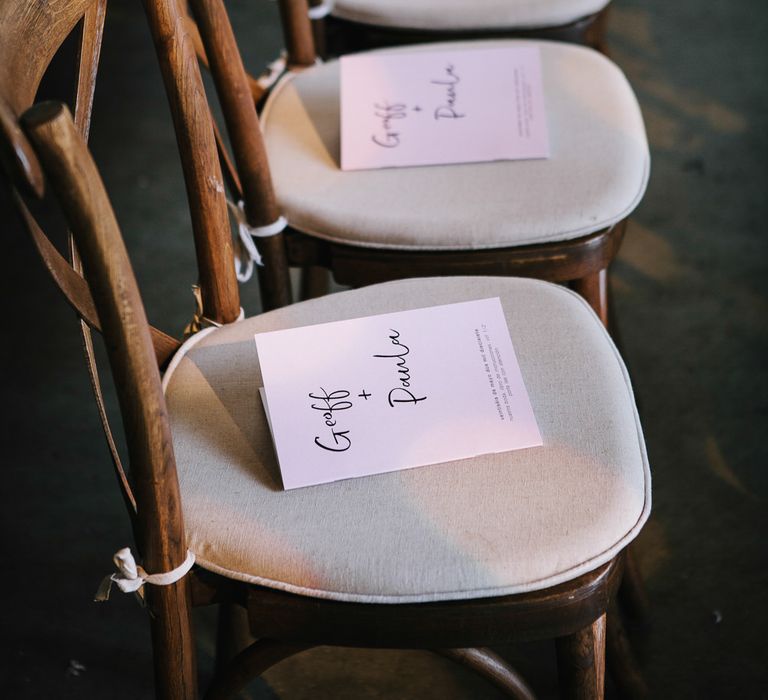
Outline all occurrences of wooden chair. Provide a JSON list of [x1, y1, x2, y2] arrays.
[[308, 0, 613, 57], [181, 0, 649, 328], [3, 1, 650, 697]]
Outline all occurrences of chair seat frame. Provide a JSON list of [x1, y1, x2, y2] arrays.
[[191, 557, 623, 699], [285, 220, 626, 325]]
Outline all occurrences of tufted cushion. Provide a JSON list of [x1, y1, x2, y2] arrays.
[[261, 40, 649, 251], [163, 277, 650, 603], [331, 0, 612, 31]]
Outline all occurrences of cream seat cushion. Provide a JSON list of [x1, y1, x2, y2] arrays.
[[261, 40, 649, 251], [163, 277, 650, 603], [332, 0, 611, 31]]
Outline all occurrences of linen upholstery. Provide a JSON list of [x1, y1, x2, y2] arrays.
[[331, 0, 612, 31], [163, 277, 651, 604], [260, 40, 649, 251]]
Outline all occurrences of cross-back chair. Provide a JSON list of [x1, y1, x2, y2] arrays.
[[0, 0, 183, 520], [308, 0, 612, 57], [4, 0, 650, 697], [181, 0, 649, 328]]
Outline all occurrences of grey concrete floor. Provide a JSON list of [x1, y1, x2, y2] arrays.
[[1, 0, 767, 697]]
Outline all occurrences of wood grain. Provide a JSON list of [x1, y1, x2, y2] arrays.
[[188, 0, 292, 309], [142, 0, 241, 325], [24, 102, 197, 700], [556, 613, 607, 699], [277, 0, 317, 67]]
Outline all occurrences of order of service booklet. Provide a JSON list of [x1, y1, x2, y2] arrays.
[[256, 298, 543, 490], [340, 45, 550, 171]]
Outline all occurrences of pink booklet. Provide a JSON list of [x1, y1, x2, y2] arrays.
[[340, 46, 550, 171], [256, 298, 542, 489]]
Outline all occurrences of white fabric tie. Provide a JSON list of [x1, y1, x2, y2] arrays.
[[95, 547, 195, 602], [256, 53, 288, 93], [308, 0, 334, 20], [227, 199, 288, 282]]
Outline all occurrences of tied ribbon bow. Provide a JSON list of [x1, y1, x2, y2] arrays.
[[227, 199, 287, 283], [95, 547, 195, 603]]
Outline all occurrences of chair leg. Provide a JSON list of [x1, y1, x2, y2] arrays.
[[587, 6, 610, 54], [618, 545, 651, 624], [309, 6, 327, 58], [555, 613, 606, 700], [437, 647, 536, 700], [205, 640, 310, 700], [572, 269, 609, 327], [300, 265, 330, 300], [607, 606, 648, 699], [215, 602, 254, 674], [148, 583, 198, 700]]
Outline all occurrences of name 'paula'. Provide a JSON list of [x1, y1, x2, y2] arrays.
[[373, 330, 428, 407], [431, 64, 465, 121]]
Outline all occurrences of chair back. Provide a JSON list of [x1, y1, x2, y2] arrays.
[[0, 0, 181, 358], [148, 0, 300, 309], [277, 0, 320, 67], [0, 0, 104, 195], [0, 0, 179, 508], [0, 5, 198, 692], [17, 101, 196, 697], [142, 0, 244, 324]]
